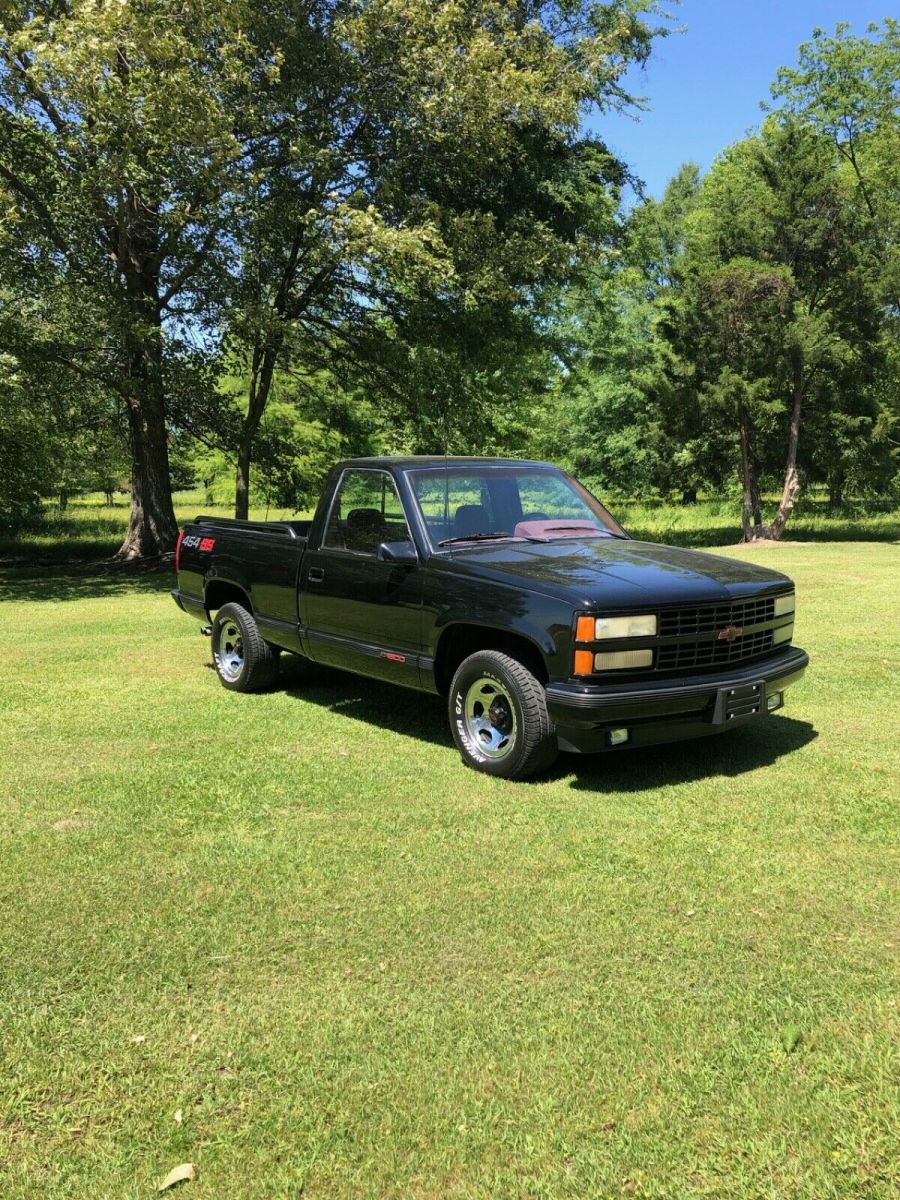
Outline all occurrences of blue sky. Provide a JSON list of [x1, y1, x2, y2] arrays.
[[592, 1, 891, 200]]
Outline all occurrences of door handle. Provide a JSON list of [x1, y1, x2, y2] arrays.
[[308, 567, 325, 583]]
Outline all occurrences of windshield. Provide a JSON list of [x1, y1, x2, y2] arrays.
[[408, 465, 625, 548]]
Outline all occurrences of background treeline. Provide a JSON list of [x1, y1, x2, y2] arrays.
[[547, 20, 900, 541], [0, 5, 897, 557]]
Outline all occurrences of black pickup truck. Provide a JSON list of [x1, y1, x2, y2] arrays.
[[172, 457, 808, 779]]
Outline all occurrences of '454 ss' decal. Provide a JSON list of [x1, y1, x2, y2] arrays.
[[182, 534, 216, 552]]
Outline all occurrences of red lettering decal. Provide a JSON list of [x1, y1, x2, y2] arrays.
[[380, 652, 406, 663], [199, 537, 216, 552]]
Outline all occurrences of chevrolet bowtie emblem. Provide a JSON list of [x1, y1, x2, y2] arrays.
[[717, 624, 743, 642]]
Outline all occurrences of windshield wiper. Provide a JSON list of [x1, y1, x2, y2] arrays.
[[541, 525, 625, 539], [437, 531, 514, 547]]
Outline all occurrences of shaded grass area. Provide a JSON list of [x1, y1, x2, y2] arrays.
[[1, 542, 898, 1197], [1, 491, 897, 563]]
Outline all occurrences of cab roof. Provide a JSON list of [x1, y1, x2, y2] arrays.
[[334, 456, 555, 472]]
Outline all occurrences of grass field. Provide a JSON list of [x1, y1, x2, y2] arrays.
[[1, 541, 898, 1198]]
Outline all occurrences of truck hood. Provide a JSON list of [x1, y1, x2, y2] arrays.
[[441, 537, 792, 608]]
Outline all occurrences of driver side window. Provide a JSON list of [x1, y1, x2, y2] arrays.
[[323, 470, 412, 555]]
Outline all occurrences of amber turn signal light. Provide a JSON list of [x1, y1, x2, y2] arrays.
[[573, 649, 594, 675], [575, 615, 596, 643]]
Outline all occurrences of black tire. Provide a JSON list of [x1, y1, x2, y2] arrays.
[[448, 650, 558, 780], [211, 602, 280, 692]]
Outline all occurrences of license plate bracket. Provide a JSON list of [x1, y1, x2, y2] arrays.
[[711, 680, 764, 725]]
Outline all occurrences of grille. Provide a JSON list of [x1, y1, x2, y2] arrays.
[[656, 628, 774, 672], [658, 596, 775, 638]]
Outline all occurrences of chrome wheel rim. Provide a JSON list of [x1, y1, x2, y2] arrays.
[[464, 676, 517, 759], [215, 619, 244, 682]]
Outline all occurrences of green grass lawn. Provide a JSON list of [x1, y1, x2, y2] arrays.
[[1, 542, 898, 1198]]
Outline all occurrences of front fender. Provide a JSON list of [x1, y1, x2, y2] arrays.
[[427, 573, 574, 682]]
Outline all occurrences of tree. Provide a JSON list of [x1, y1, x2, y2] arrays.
[[770, 21, 900, 507], [771, 20, 900, 313], [545, 163, 713, 502], [1, 0, 665, 541], [538, 25, 897, 526], [670, 119, 881, 540], [0, 348, 46, 527], [0, 1, 262, 555], [223, 0, 664, 517], [0, 283, 130, 518], [679, 257, 795, 534]]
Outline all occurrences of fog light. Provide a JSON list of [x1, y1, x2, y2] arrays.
[[607, 727, 630, 747], [594, 649, 654, 670], [767, 691, 783, 712]]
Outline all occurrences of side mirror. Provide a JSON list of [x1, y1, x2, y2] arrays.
[[377, 539, 417, 565]]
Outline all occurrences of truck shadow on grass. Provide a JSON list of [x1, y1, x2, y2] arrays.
[[278, 658, 818, 792], [562, 716, 818, 793]]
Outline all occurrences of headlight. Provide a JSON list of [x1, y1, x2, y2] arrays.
[[774, 593, 795, 617], [573, 613, 658, 674], [579, 613, 657, 639]]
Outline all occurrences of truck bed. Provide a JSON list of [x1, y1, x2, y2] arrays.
[[174, 515, 311, 649], [193, 514, 312, 541]]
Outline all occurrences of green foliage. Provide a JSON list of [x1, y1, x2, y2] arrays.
[[252, 383, 385, 511], [672, 116, 885, 535], [0, 353, 46, 526], [548, 19, 898, 536], [547, 162, 728, 500], [771, 20, 900, 311], [0, 0, 272, 551], [2, 10, 897, 544], [0, 334, 132, 528], [222, 0, 663, 512]]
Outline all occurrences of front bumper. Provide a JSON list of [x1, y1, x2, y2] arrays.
[[545, 647, 809, 754]]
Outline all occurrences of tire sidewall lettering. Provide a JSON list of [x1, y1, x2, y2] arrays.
[[457, 717, 487, 763]]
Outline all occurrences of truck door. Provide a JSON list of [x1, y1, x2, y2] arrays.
[[300, 468, 424, 686]]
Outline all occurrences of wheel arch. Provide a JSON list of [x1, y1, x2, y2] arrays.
[[205, 579, 253, 616], [434, 623, 549, 694]]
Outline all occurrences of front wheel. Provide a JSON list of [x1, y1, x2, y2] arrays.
[[448, 650, 558, 780], [211, 602, 279, 692]]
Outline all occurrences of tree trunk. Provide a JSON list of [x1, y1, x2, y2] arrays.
[[681, 486, 698, 506], [235, 342, 279, 520], [114, 179, 178, 559], [738, 400, 764, 541], [233, 223, 332, 519], [234, 430, 254, 522], [828, 467, 844, 510], [58, 489, 68, 513], [117, 306, 178, 558], [765, 352, 805, 541]]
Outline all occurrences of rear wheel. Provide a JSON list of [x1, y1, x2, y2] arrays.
[[449, 650, 558, 779], [211, 602, 279, 692]]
